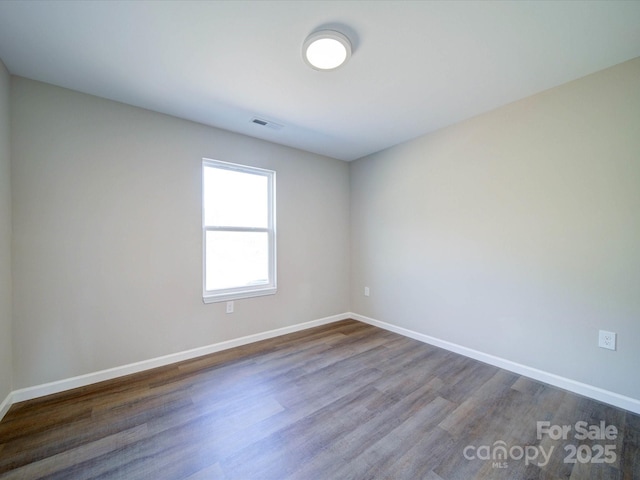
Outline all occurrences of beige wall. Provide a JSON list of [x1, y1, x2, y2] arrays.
[[0, 61, 12, 402], [351, 58, 640, 400], [10, 77, 350, 389]]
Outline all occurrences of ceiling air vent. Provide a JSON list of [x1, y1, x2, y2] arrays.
[[251, 117, 284, 131]]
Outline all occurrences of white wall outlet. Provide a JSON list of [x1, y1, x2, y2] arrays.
[[598, 330, 616, 351], [364, 286, 370, 297], [226, 301, 234, 314]]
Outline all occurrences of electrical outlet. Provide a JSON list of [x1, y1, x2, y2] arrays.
[[226, 301, 234, 314], [598, 330, 616, 351], [364, 286, 370, 297]]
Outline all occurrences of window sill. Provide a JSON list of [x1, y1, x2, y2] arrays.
[[203, 286, 277, 304]]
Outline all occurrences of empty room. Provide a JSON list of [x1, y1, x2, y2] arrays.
[[0, 1, 639, 479]]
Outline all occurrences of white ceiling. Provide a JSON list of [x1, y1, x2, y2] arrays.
[[0, 1, 639, 161]]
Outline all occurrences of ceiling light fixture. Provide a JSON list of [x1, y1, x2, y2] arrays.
[[303, 30, 352, 71]]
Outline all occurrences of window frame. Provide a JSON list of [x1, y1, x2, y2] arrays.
[[202, 158, 277, 303]]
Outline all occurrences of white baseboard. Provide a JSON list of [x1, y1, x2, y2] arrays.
[[350, 312, 640, 415], [4, 312, 350, 416], [0, 391, 12, 420], [4, 311, 639, 422]]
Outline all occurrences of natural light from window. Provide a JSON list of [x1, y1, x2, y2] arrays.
[[202, 159, 276, 303]]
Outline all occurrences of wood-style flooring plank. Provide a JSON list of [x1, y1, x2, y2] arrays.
[[1, 319, 639, 479]]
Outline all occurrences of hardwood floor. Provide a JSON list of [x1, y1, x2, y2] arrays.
[[0, 319, 638, 479]]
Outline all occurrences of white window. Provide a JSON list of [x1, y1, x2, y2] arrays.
[[202, 158, 276, 303]]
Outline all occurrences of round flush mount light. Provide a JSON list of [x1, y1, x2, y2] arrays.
[[303, 30, 352, 70]]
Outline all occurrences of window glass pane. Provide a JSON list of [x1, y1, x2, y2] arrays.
[[203, 167, 268, 228], [205, 231, 269, 291]]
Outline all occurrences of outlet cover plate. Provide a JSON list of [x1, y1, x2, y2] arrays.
[[598, 330, 616, 350]]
